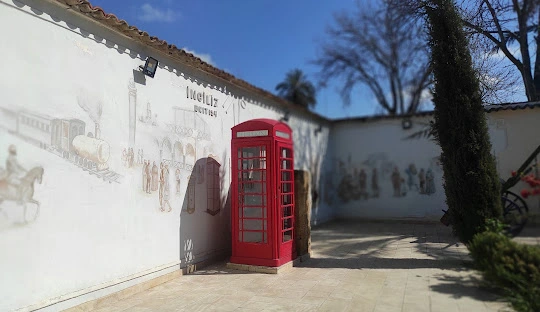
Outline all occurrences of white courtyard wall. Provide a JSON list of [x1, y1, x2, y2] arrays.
[[0, 1, 331, 311], [329, 110, 540, 222]]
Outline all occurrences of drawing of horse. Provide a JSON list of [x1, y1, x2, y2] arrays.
[[0, 166, 44, 222]]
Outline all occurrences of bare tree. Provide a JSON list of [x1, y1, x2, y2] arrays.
[[315, 0, 432, 116], [469, 34, 522, 103], [459, 0, 540, 101]]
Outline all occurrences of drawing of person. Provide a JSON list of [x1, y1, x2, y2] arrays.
[[371, 168, 379, 198], [5, 145, 28, 202], [401, 178, 407, 196], [145, 161, 152, 194], [391, 167, 402, 197], [162, 164, 172, 212], [418, 168, 426, 194], [358, 169, 368, 200], [129, 148, 134, 168], [159, 162, 165, 210], [175, 168, 181, 194], [405, 164, 418, 191], [122, 148, 127, 167], [142, 160, 147, 192], [425, 168, 436, 195], [151, 161, 158, 191], [6, 145, 26, 184]]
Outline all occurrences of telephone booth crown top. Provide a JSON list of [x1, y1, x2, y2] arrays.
[[232, 119, 293, 142]]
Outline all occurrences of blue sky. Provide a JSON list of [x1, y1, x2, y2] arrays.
[[88, 0, 385, 119]]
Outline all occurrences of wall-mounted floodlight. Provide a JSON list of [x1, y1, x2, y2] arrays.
[[402, 118, 413, 130], [139, 57, 159, 78], [314, 124, 323, 135], [280, 111, 290, 122]]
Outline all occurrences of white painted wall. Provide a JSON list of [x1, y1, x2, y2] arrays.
[[3, 1, 537, 310], [0, 1, 331, 311], [329, 110, 540, 221], [489, 109, 540, 221], [329, 117, 446, 220]]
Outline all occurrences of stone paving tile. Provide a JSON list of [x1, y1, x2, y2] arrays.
[[78, 221, 540, 312]]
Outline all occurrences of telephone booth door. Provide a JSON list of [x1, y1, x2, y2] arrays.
[[234, 142, 272, 260], [277, 142, 295, 261]]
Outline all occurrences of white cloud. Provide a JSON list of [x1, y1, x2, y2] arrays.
[[182, 47, 214, 66], [138, 3, 178, 23]]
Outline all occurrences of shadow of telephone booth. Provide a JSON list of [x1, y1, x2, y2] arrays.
[[230, 119, 296, 267]]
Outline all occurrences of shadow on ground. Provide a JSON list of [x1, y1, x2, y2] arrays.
[[295, 219, 539, 304]]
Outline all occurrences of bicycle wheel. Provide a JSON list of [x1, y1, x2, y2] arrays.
[[501, 190, 529, 237]]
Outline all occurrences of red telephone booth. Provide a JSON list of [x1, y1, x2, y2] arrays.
[[230, 119, 296, 267]]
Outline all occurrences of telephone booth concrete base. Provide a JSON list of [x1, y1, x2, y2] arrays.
[[230, 119, 296, 267]]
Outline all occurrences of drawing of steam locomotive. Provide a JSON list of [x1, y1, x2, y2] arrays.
[[0, 107, 120, 183]]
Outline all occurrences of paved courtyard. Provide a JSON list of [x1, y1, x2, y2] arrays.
[[83, 221, 540, 312]]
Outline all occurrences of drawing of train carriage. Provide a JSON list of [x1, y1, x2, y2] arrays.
[[0, 107, 120, 183]]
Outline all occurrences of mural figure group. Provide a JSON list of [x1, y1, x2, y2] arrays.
[[159, 162, 172, 212], [337, 160, 437, 202], [122, 148, 135, 168], [141, 160, 172, 212]]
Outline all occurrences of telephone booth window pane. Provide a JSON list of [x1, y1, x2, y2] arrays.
[[244, 232, 264, 243], [243, 207, 263, 218], [245, 194, 263, 206], [283, 230, 292, 242], [281, 160, 292, 170], [281, 194, 292, 205], [282, 206, 292, 218], [283, 218, 293, 230], [281, 171, 292, 182], [282, 148, 291, 158], [282, 182, 292, 193], [243, 219, 263, 231]]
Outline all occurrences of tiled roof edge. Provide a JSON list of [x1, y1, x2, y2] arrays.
[[333, 101, 540, 123]]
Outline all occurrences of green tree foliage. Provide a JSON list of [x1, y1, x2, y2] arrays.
[[426, 0, 502, 243], [275, 69, 317, 109]]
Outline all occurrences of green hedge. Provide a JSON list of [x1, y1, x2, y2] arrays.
[[469, 230, 540, 312]]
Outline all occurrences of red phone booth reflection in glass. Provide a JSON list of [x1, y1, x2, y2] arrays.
[[231, 119, 296, 267]]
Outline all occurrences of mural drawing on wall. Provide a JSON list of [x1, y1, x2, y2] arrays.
[[371, 168, 379, 197], [0, 145, 43, 222], [0, 93, 121, 184], [139, 102, 158, 126], [159, 163, 172, 212], [127, 79, 224, 216], [335, 151, 438, 203]]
